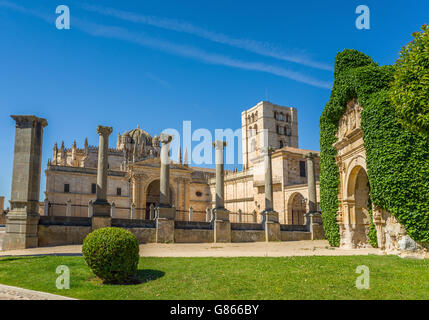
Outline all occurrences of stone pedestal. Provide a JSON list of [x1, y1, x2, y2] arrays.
[[91, 216, 111, 230], [305, 212, 325, 240], [213, 208, 231, 243], [156, 207, 175, 243], [3, 212, 40, 250], [262, 210, 280, 242]]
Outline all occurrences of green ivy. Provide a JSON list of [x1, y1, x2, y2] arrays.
[[391, 24, 429, 134], [320, 49, 429, 247]]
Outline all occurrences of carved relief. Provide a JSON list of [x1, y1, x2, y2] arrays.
[[336, 98, 363, 140]]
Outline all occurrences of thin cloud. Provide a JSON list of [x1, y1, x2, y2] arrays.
[[74, 20, 332, 89], [82, 4, 333, 71], [0, 1, 332, 89]]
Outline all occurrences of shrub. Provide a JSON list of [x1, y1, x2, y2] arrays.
[[82, 227, 139, 284], [391, 24, 429, 134]]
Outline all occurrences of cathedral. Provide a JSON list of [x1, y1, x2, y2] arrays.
[[44, 101, 320, 224]]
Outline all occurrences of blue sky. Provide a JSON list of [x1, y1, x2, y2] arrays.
[[0, 0, 427, 204]]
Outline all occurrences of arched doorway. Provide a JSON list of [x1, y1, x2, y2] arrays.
[[287, 193, 306, 225], [346, 166, 371, 247], [145, 180, 174, 219]]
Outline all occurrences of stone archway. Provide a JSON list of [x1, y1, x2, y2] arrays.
[[145, 179, 174, 219], [344, 165, 371, 248], [287, 193, 306, 225]]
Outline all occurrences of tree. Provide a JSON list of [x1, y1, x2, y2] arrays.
[[391, 24, 429, 134]]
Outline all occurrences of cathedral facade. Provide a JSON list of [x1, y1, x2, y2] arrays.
[[44, 101, 320, 224]]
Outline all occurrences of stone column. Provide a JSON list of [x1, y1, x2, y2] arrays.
[[305, 152, 317, 213], [43, 199, 49, 216], [156, 133, 175, 243], [92, 125, 113, 230], [261, 147, 280, 242], [3, 115, 47, 250], [304, 152, 324, 240], [212, 140, 231, 243]]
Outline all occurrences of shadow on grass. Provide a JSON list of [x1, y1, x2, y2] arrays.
[[0, 256, 47, 263], [100, 269, 165, 286], [135, 269, 165, 284]]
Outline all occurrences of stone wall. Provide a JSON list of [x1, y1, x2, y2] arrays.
[[31, 217, 324, 247]]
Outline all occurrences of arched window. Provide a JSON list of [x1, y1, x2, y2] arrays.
[[279, 113, 284, 121], [274, 111, 278, 119], [251, 139, 256, 152], [286, 114, 290, 122], [279, 140, 284, 148]]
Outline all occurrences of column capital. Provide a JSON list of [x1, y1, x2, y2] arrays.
[[97, 125, 113, 137], [159, 133, 173, 144], [305, 152, 318, 159], [11, 115, 48, 129], [213, 140, 227, 148], [261, 146, 274, 155]]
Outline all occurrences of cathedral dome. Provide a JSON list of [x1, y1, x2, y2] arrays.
[[123, 125, 152, 145]]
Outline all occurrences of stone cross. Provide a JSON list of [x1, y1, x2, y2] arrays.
[[213, 140, 227, 209], [111, 202, 116, 218], [238, 209, 242, 223], [88, 200, 94, 217], [66, 199, 72, 217], [188, 206, 194, 221], [206, 207, 211, 222], [262, 147, 274, 212], [149, 203, 155, 219], [159, 133, 173, 207], [305, 152, 318, 213], [95, 126, 112, 204], [130, 203, 135, 219]]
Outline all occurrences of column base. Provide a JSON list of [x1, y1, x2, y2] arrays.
[[2, 211, 40, 251], [91, 216, 112, 230], [262, 210, 280, 242], [92, 200, 111, 217], [213, 208, 231, 243], [156, 206, 176, 220], [305, 212, 325, 240], [214, 220, 231, 243], [213, 208, 230, 221], [156, 218, 174, 243]]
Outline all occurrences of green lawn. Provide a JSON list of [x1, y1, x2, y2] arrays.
[[0, 255, 427, 299]]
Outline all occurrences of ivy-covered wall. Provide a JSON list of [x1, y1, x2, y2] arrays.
[[319, 49, 429, 247]]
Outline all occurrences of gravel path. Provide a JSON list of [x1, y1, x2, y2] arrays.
[[0, 284, 75, 300], [0, 240, 382, 257]]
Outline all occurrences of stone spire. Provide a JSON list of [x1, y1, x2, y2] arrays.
[[84, 137, 89, 155], [184, 148, 189, 167], [72, 140, 77, 162], [60, 141, 66, 165], [178, 146, 182, 164], [53, 142, 58, 164]]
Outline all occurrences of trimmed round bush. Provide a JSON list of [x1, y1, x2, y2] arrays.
[[82, 227, 139, 284]]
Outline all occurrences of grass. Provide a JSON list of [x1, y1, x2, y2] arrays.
[[0, 255, 428, 299]]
